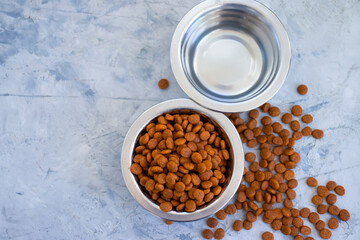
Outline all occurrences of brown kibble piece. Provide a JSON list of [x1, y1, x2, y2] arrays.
[[175, 182, 186, 192], [317, 186, 329, 197], [130, 163, 142, 175], [301, 114, 313, 123], [249, 109, 259, 119], [243, 220, 252, 230], [290, 120, 300, 131], [291, 105, 302, 116], [185, 200, 196, 212], [272, 122, 282, 133], [164, 219, 173, 225], [207, 218, 218, 228], [326, 181, 337, 191], [294, 236, 304, 240], [334, 185, 345, 196], [300, 226, 311, 235], [261, 116, 272, 125], [290, 226, 299, 236], [214, 228, 225, 240], [308, 212, 320, 224], [193, 189, 204, 201], [281, 225, 291, 235], [297, 84, 308, 95], [312, 195, 323, 205], [306, 177, 318, 187], [339, 209, 350, 221], [328, 218, 339, 229], [271, 219, 282, 230], [317, 204, 328, 214], [261, 103, 271, 113], [286, 189, 296, 200], [244, 129, 254, 140], [293, 217, 304, 228], [284, 199, 293, 209], [247, 119, 257, 130], [328, 205, 340, 216], [202, 229, 213, 239], [284, 170, 295, 180], [245, 152, 256, 162], [188, 114, 200, 125], [281, 113, 292, 124], [246, 211, 257, 222], [158, 78, 169, 89], [225, 204, 236, 215], [326, 193, 337, 205], [233, 220, 243, 231], [160, 202, 173, 212], [320, 229, 332, 239], [288, 179, 298, 189], [216, 210, 226, 220], [301, 127, 312, 136], [191, 152, 203, 163], [312, 129, 324, 139], [316, 220, 325, 231], [247, 139, 257, 148], [269, 178, 280, 190], [291, 208, 300, 217], [262, 232, 274, 240], [300, 208, 310, 218], [269, 107, 280, 117]]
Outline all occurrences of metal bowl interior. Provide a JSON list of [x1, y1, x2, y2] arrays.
[[121, 99, 244, 221], [171, 0, 291, 112]]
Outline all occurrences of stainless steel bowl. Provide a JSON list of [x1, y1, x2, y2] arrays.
[[171, 0, 291, 112], [121, 99, 244, 221]]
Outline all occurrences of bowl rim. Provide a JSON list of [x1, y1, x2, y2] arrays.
[[170, 0, 291, 113], [121, 98, 244, 221]]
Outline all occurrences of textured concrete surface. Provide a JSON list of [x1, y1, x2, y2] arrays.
[[0, 0, 359, 239]]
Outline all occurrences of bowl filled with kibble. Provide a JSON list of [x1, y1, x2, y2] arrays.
[[122, 99, 244, 221]]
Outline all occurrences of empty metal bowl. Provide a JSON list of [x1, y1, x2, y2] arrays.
[[121, 99, 244, 221], [171, 0, 291, 112]]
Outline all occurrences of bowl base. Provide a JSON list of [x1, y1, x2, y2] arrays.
[[194, 29, 263, 96]]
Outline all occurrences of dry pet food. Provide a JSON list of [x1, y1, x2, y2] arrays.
[[158, 78, 169, 89], [131, 112, 231, 212]]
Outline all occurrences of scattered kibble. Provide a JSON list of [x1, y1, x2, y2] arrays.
[[291, 105, 303, 116], [320, 228, 332, 239], [334, 185, 345, 196], [312, 129, 324, 139], [214, 228, 225, 239], [202, 229, 213, 239], [316, 220, 325, 231], [301, 114, 313, 123], [297, 84, 308, 95], [216, 210, 227, 220], [306, 177, 318, 187], [164, 219, 173, 225], [207, 218, 218, 228], [233, 220, 243, 231], [326, 181, 337, 191], [328, 218, 339, 229], [151, 84, 349, 239], [262, 231, 274, 240], [158, 78, 169, 89], [317, 186, 329, 197], [339, 209, 350, 221]]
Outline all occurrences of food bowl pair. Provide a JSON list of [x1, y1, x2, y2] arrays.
[[122, 0, 291, 221]]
